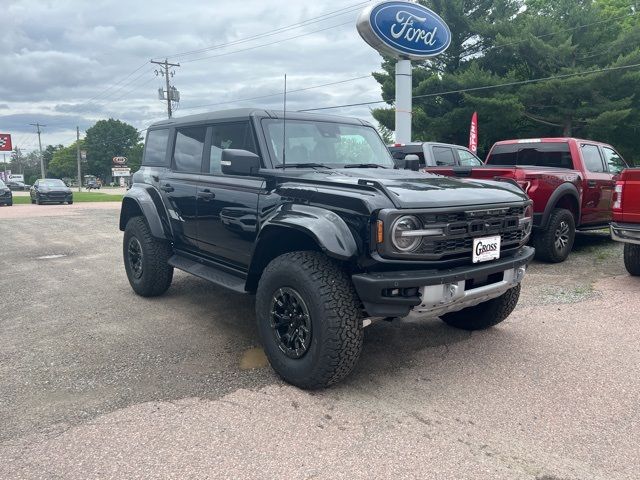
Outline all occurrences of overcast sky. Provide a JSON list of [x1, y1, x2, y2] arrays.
[[0, 0, 386, 153]]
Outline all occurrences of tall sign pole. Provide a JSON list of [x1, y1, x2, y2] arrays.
[[29, 123, 46, 178], [357, 1, 451, 143], [76, 127, 82, 192]]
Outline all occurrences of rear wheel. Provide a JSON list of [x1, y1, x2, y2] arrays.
[[624, 244, 640, 276], [440, 285, 521, 331], [256, 251, 363, 389], [123, 216, 174, 297], [533, 208, 575, 263]]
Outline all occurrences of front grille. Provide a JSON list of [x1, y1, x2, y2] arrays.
[[414, 207, 527, 260]]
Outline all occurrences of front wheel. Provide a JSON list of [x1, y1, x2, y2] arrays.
[[35, 196, 41, 205], [624, 244, 640, 276], [255, 251, 364, 389], [440, 285, 521, 331], [123, 216, 174, 297], [533, 208, 575, 263]]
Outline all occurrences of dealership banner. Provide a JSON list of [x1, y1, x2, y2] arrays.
[[469, 112, 478, 153], [0, 133, 12, 151]]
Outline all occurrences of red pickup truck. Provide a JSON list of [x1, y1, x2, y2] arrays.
[[413, 138, 630, 263], [611, 168, 640, 275]]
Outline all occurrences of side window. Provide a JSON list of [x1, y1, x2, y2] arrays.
[[143, 129, 170, 166], [432, 146, 456, 166], [457, 149, 483, 166], [602, 147, 626, 175], [209, 122, 256, 174], [173, 126, 207, 173], [581, 144, 605, 173]]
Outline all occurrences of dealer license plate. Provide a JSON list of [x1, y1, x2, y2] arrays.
[[472, 235, 501, 263]]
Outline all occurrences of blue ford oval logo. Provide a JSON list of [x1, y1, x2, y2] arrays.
[[357, 1, 451, 59]]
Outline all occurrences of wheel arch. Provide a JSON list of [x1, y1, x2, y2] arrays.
[[540, 183, 581, 229], [119, 187, 170, 239]]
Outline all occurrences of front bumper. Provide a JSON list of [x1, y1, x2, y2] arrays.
[[611, 222, 640, 245], [352, 246, 535, 318]]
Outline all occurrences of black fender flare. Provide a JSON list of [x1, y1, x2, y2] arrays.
[[540, 183, 581, 229], [119, 186, 171, 239], [257, 204, 358, 261]]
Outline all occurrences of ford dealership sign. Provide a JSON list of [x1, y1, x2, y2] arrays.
[[357, 1, 451, 60]]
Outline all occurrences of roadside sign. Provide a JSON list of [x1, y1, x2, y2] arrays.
[[0, 133, 12, 151], [112, 156, 127, 165], [8, 174, 24, 182], [80, 150, 87, 160], [112, 167, 131, 177]]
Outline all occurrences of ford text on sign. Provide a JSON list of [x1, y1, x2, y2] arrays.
[[357, 1, 451, 60]]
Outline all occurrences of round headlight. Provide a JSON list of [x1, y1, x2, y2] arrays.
[[520, 204, 534, 237], [391, 215, 422, 252]]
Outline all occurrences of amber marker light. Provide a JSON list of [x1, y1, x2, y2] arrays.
[[376, 220, 384, 244]]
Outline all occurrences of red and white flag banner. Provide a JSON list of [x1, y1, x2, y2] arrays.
[[468, 112, 478, 153]]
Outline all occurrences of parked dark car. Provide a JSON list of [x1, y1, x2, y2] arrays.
[[0, 179, 13, 206], [30, 179, 73, 205], [6, 180, 28, 191], [119, 108, 534, 389]]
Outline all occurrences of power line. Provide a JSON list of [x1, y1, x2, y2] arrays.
[[299, 62, 640, 112], [181, 20, 354, 64], [180, 75, 372, 111], [166, 1, 369, 60], [84, 61, 150, 104]]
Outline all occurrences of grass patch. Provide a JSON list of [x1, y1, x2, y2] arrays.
[[13, 192, 123, 204]]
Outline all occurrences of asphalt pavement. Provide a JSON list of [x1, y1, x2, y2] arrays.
[[0, 204, 638, 479]]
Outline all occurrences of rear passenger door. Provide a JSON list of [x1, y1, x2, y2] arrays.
[[196, 122, 263, 269], [456, 148, 483, 166], [160, 126, 206, 250], [431, 146, 456, 166]]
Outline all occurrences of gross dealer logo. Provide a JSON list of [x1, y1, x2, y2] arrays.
[[357, 1, 451, 60], [475, 240, 499, 256]]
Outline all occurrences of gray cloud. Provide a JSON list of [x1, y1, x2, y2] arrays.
[[2, 0, 385, 146]]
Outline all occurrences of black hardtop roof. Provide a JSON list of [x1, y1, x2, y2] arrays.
[[148, 108, 373, 129]]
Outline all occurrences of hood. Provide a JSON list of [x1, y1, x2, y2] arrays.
[[272, 167, 528, 209]]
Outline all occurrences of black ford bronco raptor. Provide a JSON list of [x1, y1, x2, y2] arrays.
[[120, 109, 534, 389]]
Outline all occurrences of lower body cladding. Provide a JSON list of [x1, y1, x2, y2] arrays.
[[611, 222, 640, 245], [352, 246, 535, 321]]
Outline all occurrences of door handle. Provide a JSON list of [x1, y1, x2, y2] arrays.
[[160, 183, 174, 193], [199, 189, 215, 200], [587, 180, 597, 188]]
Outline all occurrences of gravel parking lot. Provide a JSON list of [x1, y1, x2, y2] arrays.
[[1, 204, 638, 479]]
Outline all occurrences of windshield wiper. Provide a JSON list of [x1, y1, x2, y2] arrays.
[[343, 163, 389, 169], [274, 163, 331, 169]]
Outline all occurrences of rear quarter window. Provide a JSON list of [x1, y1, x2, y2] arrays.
[[142, 129, 170, 166]]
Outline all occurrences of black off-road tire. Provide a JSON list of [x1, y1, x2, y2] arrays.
[[440, 284, 521, 331], [256, 251, 364, 389], [123, 216, 174, 297], [68, 201, 73, 205], [533, 208, 575, 263], [624, 244, 640, 276]]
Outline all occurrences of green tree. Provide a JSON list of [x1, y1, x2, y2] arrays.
[[48, 141, 86, 179], [42, 144, 63, 173], [84, 119, 141, 179], [372, 0, 640, 161]]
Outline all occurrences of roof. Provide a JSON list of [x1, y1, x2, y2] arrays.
[[494, 137, 611, 146], [388, 141, 471, 149], [148, 108, 373, 129]]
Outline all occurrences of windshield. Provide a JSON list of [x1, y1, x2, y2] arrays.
[[262, 119, 395, 168], [41, 179, 66, 187]]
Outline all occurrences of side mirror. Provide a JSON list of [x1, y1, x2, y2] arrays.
[[403, 154, 420, 171], [221, 149, 261, 176]]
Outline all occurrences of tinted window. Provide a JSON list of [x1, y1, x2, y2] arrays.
[[602, 147, 626, 174], [457, 149, 483, 166], [581, 144, 605, 173], [432, 146, 456, 166], [489, 142, 573, 168], [209, 122, 256, 174], [143, 129, 170, 166], [173, 126, 207, 173]]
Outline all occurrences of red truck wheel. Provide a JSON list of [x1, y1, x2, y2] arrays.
[[533, 208, 576, 263], [624, 244, 640, 276]]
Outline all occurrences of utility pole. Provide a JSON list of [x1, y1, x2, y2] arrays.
[[76, 127, 82, 192], [29, 122, 46, 178], [151, 59, 180, 118]]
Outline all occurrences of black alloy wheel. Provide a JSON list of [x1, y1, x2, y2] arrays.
[[127, 237, 144, 280], [269, 287, 312, 359], [554, 219, 571, 253]]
